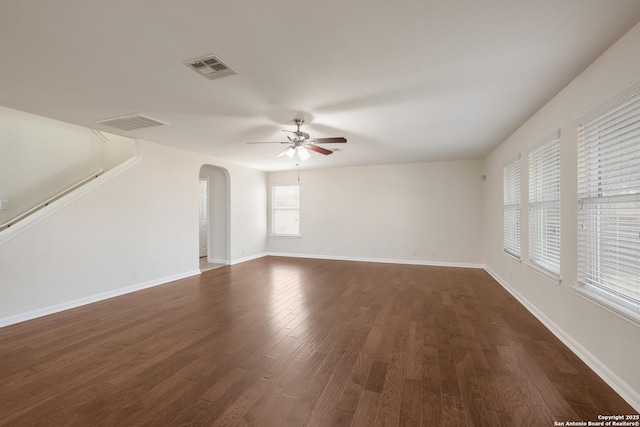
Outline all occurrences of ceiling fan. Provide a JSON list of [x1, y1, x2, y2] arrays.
[[248, 118, 346, 160]]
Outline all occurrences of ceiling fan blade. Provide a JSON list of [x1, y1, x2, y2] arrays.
[[246, 141, 291, 144], [311, 137, 347, 144], [306, 144, 333, 155]]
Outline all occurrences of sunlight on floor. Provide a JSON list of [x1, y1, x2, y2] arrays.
[[199, 257, 225, 272]]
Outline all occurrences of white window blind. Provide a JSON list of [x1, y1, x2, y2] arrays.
[[576, 84, 640, 318], [272, 185, 300, 236], [503, 157, 521, 258], [528, 132, 561, 277]]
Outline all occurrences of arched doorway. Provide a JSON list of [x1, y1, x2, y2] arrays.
[[198, 165, 230, 271]]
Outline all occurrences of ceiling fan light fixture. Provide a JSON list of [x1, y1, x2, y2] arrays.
[[297, 146, 310, 160], [277, 147, 291, 157], [285, 147, 296, 159]]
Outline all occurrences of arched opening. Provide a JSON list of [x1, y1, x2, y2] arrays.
[[198, 164, 230, 271]]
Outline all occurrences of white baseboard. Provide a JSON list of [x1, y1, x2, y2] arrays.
[[0, 269, 201, 328], [266, 251, 484, 269], [484, 266, 640, 413]]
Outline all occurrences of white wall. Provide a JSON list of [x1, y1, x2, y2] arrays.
[[103, 132, 137, 171], [267, 160, 485, 267], [229, 163, 268, 262], [0, 106, 135, 224], [484, 22, 640, 408], [0, 138, 266, 325]]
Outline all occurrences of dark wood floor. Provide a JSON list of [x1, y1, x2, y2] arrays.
[[0, 257, 636, 426]]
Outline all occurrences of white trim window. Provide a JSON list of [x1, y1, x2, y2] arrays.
[[503, 157, 521, 259], [271, 185, 300, 236], [576, 85, 640, 320], [528, 131, 561, 278]]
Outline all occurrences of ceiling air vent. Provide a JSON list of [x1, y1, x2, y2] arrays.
[[184, 54, 237, 80], [96, 114, 168, 131]]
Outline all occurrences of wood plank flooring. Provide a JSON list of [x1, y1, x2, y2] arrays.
[[0, 256, 636, 426]]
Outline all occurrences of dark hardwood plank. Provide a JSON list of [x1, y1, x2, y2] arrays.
[[442, 393, 468, 427], [399, 378, 421, 426], [423, 390, 443, 426], [351, 389, 380, 426], [455, 352, 490, 427], [375, 347, 404, 426], [328, 408, 354, 427], [364, 360, 388, 393]]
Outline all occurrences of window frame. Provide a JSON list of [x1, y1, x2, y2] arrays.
[[575, 84, 640, 323], [503, 156, 522, 260], [527, 131, 561, 281], [271, 185, 300, 237]]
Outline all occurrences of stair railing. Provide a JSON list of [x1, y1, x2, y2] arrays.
[[0, 168, 104, 232]]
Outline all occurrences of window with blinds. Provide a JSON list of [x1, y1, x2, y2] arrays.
[[576, 84, 640, 319], [503, 157, 521, 258], [272, 185, 300, 236], [528, 132, 561, 278]]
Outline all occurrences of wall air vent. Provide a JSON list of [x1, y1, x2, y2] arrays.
[[184, 54, 237, 80], [96, 114, 168, 131]]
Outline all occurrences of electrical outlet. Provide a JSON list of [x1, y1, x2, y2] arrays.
[[132, 268, 140, 279], [0, 200, 8, 210]]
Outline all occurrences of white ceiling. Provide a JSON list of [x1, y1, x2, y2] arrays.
[[2, 1, 640, 171]]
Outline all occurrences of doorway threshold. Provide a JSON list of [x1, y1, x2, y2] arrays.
[[200, 257, 225, 272]]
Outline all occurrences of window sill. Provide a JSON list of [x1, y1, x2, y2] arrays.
[[574, 284, 640, 327], [269, 234, 301, 238], [526, 262, 561, 285]]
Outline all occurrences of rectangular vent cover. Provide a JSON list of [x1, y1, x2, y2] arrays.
[[96, 114, 168, 131], [184, 54, 237, 80]]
